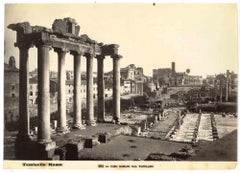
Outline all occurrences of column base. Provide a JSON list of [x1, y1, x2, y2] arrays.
[[97, 118, 106, 123], [72, 123, 86, 130], [15, 139, 56, 160], [35, 141, 56, 160], [15, 135, 33, 160], [16, 133, 33, 141], [113, 117, 121, 124], [56, 126, 70, 134], [86, 120, 97, 126]]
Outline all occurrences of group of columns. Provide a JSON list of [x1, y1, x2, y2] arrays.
[[17, 42, 121, 144]]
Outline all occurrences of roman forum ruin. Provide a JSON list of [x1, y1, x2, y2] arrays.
[[8, 17, 122, 159]]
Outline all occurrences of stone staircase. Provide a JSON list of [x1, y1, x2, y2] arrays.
[[196, 114, 213, 142], [169, 114, 199, 143]]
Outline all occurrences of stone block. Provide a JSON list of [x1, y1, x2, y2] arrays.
[[64, 142, 84, 160], [84, 138, 93, 148], [15, 139, 56, 160], [52, 155, 60, 160], [54, 147, 67, 160], [52, 19, 67, 34], [15, 139, 34, 160], [98, 134, 108, 143], [35, 141, 56, 160]]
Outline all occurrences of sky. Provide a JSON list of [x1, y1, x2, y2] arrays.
[[4, 3, 238, 77]]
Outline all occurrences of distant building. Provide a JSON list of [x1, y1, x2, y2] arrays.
[[50, 71, 58, 79], [204, 75, 216, 86], [183, 75, 203, 85], [29, 68, 38, 78], [153, 62, 202, 87], [4, 56, 19, 123], [50, 78, 99, 104], [29, 77, 38, 105], [147, 81, 157, 92], [153, 62, 184, 87], [66, 70, 97, 80], [120, 64, 146, 95]]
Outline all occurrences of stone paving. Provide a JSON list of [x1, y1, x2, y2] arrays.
[[197, 114, 213, 141], [169, 114, 199, 143]]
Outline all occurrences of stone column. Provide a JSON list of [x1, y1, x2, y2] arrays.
[[15, 45, 33, 159], [37, 44, 52, 143], [85, 53, 96, 126], [112, 54, 122, 123], [16, 46, 31, 141], [96, 55, 105, 122], [54, 48, 69, 133], [71, 51, 85, 129]]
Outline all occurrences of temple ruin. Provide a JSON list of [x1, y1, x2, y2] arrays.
[[8, 17, 122, 159]]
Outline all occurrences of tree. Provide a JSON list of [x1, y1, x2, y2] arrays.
[[215, 74, 226, 102], [186, 69, 190, 84]]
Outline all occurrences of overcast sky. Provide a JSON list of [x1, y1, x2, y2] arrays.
[[4, 3, 238, 77]]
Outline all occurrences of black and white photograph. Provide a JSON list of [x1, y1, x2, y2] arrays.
[[3, 2, 238, 170]]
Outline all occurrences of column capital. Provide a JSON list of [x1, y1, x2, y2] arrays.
[[70, 50, 82, 56], [96, 54, 105, 60], [15, 40, 33, 50], [84, 52, 94, 59], [53, 47, 69, 53], [35, 41, 52, 49], [101, 44, 119, 56], [112, 54, 122, 60]]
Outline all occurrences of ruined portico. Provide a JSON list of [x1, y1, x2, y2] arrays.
[[8, 18, 122, 159]]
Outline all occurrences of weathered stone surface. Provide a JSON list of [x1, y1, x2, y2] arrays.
[[75, 25, 80, 36], [15, 139, 33, 160], [52, 19, 67, 35], [8, 22, 32, 33], [52, 155, 60, 160], [98, 134, 108, 143], [64, 142, 84, 160], [52, 18, 80, 36], [84, 138, 93, 148], [54, 147, 67, 160], [102, 44, 119, 56], [80, 34, 96, 44], [35, 142, 56, 160]]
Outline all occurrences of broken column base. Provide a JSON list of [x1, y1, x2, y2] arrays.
[[63, 142, 85, 160], [15, 139, 56, 160], [112, 117, 121, 124], [56, 126, 70, 134], [72, 123, 86, 130], [86, 120, 97, 126], [97, 118, 106, 123]]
